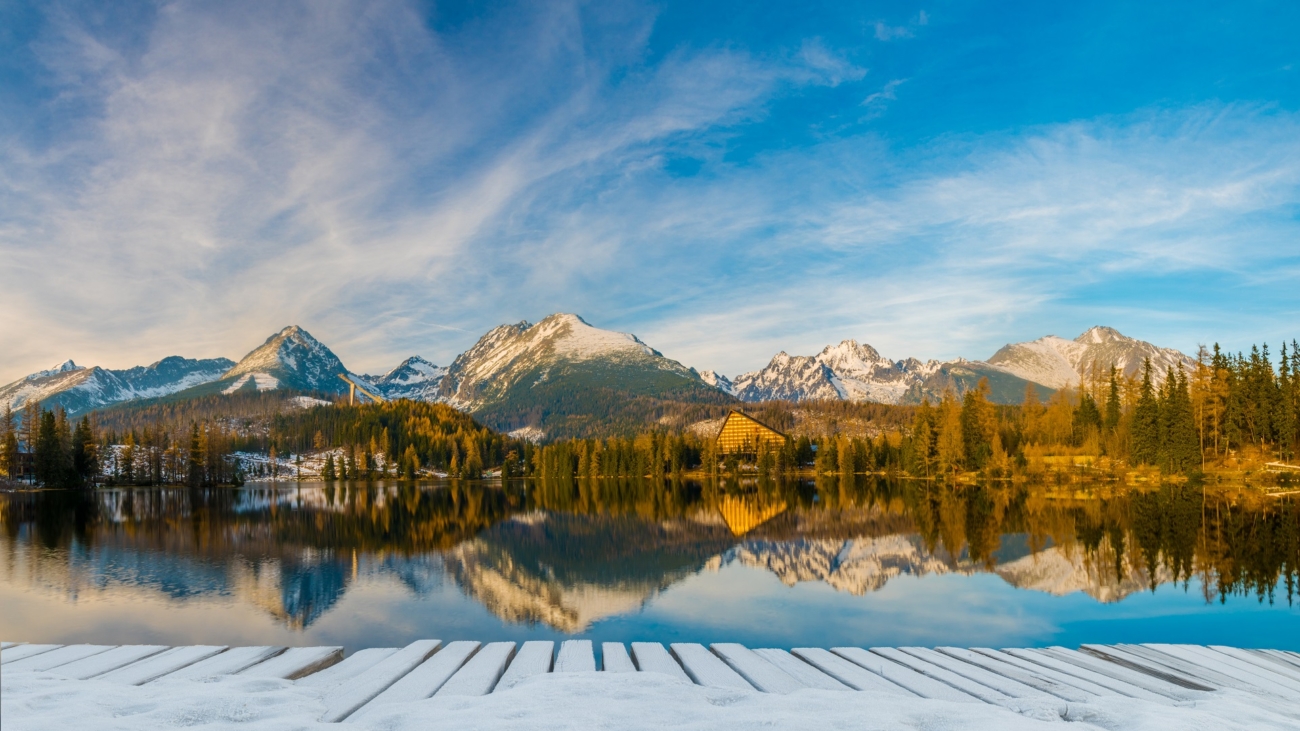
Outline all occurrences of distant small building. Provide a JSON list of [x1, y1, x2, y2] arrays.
[[715, 411, 787, 456]]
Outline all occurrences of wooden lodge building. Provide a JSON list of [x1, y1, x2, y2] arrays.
[[714, 411, 787, 457]]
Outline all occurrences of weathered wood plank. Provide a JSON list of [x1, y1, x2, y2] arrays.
[[961, 648, 1133, 700], [164, 646, 287, 681], [871, 647, 1010, 705], [754, 649, 848, 691], [832, 647, 978, 703], [98, 646, 227, 686], [240, 646, 343, 680], [497, 641, 554, 689], [1208, 646, 1300, 688], [1, 644, 61, 664], [601, 643, 636, 673], [1025, 648, 1198, 700], [54, 645, 170, 680], [1079, 645, 1218, 691], [319, 640, 442, 722], [903, 647, 1058, 700], [630, 642, 691, 682], [1251, 649, 1300, 674], [297, 648, 399, 689], [554, 640, 596, 673], [1103, 644, 1243, 691], [670, 643, 753, 690], [1143, 644, 1300, 697], [791, 648, 914, 695], [711, 644, 803, 694], [353, 641, 480, 716], [435, 642, 515, 697], [3, 644, 114, 672]]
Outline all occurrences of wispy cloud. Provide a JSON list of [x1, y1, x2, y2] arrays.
[[0, 1, 1297, 384]]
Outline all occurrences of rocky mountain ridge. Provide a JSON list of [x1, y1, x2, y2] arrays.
[[2, 319, 1195, 420]]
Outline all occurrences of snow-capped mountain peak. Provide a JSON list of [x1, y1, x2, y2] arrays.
[[699, 370, 735, 396], [729, 339, 940, 404], [219, 325, 354, 394], [29, 360, 84, 380], [987, 326, 1194, 389], [364, 356, 448, 401]]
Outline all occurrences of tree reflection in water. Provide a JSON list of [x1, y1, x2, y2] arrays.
[[1, 477, 1296, 632]]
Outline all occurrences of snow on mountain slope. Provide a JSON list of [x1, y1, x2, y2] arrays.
[[438, 313, 707, 408], [727, 340, 943, 404], [987, 326, 1194, 389], [215, 325, 358, 395], [364, 356, 448, 401], [0, 356, 235, 415], [699, 370, 735, 396]]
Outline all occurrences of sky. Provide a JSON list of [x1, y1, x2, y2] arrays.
[[1, 0, 1298, 381]]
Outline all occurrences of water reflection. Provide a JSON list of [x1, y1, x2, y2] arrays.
[[1, 477, 1297, 643]]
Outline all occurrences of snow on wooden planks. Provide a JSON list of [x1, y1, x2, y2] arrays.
[[601, 643, 636, 673], [54, 646, 170, 680], [435, 642, 516, 696], [318, 640, 442, 722], [351, 641, 479, 719], [711, 644, 803, 694], [1140, 644, 1300, 698], [670, 643, 753, 690], [497, 641, 554, 689], [790, 648, 914, 695], [898, 647, 1059, 701], [166, 646, 287, 681], [832, 647, 977, 702], [936, 647, 1095, 702], [1018, 648, 1201, 700], [630, 642, 691, 683], [966, 648, 1154, 701], [98, 646, 227, 685], [554, 640, 596, 673], [241, 646, 343, 680], [0, 642, 15, 650], [1, 644, 62, 664], [870, 647, 1012, 705], [753, 649, 849, 691], [4, 644, 114, 672], [297, 648, 398, 690]]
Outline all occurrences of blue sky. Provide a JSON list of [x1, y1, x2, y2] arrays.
[[1, 0, 1298, 379]]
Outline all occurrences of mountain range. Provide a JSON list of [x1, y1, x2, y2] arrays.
[[1, 315, 1195, 438]]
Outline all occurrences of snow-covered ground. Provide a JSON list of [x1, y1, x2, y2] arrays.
[[5, 668, 1299, 731]]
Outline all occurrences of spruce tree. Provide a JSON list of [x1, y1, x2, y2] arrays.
[[1131, 359, 1161, 466], [1164, 367, 1200, 471], [1104, 366, 1121, 432], [322, 453, 336, 481], [0, 403, 13, 479], [33, 410, 64, 486]]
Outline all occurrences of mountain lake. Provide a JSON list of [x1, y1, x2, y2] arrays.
[[2, 477, 1297, 656]]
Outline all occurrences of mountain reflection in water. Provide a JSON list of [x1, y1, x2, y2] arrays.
[[1, 477, 1297, 649]]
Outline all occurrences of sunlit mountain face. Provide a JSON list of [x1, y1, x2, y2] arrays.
[[1, 478, 1296, 651]]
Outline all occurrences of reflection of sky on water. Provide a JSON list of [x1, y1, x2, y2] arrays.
[[1, 481, 1297, 653]]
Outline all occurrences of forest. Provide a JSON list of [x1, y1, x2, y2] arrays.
[[2, 340, 1297, 487]]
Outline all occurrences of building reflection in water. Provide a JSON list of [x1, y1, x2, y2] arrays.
[[1, 477, 1297, 633]]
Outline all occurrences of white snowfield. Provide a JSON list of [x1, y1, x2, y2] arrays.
[[4, 641, 1300, 731]]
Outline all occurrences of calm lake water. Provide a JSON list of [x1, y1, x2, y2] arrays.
[[2, 477, 1298, 656]]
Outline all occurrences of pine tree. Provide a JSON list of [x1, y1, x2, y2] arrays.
[[322, 453, 336, 480], [187, 424, 204, 487], [0, 403, 14, 479], [960, 379, 997, 470], [33, 409, 65, 486], [1104, 366, 1122, 432], [1163, 367, 1200, 471], [72, 416, 98, 487], [1131, 359, 1161, 466]]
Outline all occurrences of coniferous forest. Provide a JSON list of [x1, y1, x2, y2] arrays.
[[1, 341, 1298, 487]]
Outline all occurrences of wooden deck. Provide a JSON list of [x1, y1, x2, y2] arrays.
[[5, 639, 1300, 722]]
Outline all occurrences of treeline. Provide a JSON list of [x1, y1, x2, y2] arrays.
[[527, 341, 1300, 479], [269, 400, 525, 479]]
